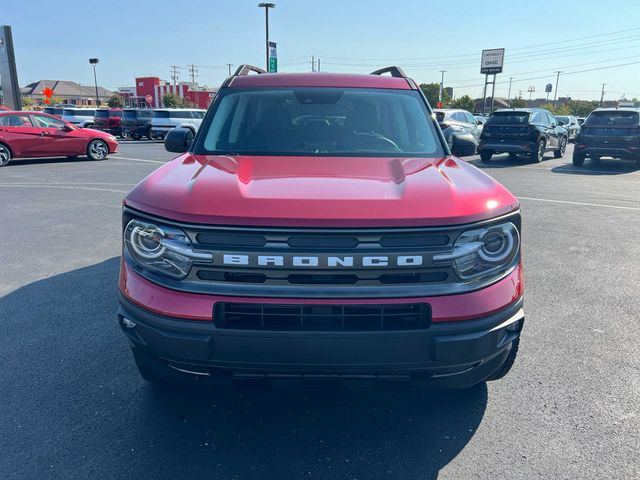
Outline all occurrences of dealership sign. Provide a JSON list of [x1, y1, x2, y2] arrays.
[[480, 48, 505, 74], [268, 41, 277, 73]]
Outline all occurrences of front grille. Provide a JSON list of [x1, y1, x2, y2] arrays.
[[123, 208, 521, 298], [214, 302, 431, 331]]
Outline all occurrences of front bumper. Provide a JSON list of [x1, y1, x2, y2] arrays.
[[118, 292, 524, 388], [478, 140, 535, 154]]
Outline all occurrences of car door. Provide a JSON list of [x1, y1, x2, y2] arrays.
[[463, 112, 480, 140], [0, 113, 44, 157], [539, 112, 557, 148], [30, 114, 87, 156]]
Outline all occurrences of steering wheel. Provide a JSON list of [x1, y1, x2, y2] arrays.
[[354, 132, 402, 152]]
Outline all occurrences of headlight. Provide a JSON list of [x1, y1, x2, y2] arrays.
[[434, 222, 520, 281], [124, 219, 211, 279]]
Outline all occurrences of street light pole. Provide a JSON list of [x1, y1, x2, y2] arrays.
[[258, 3, 275, 72], [600, 83, 606, 107], [507, 76, 513, 106], [89, 58, 100, 106], [438, 70, 446, 103], [552, 71, 562, 107]]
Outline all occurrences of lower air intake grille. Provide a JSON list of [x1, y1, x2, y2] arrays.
[[214, 302, 431, 331]]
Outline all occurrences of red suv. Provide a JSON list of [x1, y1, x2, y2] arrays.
[[118, 65, 524, 389], [0, 111, 118, 166], [94, 108, 123, 137]]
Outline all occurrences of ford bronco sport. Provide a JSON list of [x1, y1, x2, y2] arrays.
[[118, 65, 524, 389]]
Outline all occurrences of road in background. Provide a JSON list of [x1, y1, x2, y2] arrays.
[[1, 143, 639, 479]]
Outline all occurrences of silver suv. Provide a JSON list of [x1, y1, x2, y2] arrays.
[[149, 109, 206, 140]]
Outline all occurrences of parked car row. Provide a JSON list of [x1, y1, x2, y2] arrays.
[[42, 106, 206, 140]]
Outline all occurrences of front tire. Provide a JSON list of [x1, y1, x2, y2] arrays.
[[0, 143, 11, 167], [86, 139, 109, 161], [486, 337, 520, 381], [531, 139, 545, 163], [480, 150, 493, 163], [131, 348, 209, 388], [554, 137, 567, 158]]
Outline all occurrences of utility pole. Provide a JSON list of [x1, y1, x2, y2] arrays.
[[507, 77, 513, 106], [552, 71, 562, 107], [170, 65, 179, 85], [600, 83, 606, 106], [226, 63, 233, 76], [317, 58, 320, 72], [188, 64, 198, 83], [438, 70, 446, 103], [311, 56, 315, 72], [258, 3, 275, 72]]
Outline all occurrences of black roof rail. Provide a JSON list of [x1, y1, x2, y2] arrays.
[[370, 66, 406, 78], [233, 64, 267, 76]]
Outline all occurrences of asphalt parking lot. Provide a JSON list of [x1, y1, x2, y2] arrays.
[[1, 142, 639, 479]]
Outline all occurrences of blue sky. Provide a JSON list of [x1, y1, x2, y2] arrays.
[[5, 0, 640, 101]]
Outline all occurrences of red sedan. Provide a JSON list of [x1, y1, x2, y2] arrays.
[[0, 111, 118, 167]]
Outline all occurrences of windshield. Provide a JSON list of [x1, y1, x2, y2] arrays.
[[556, 116, 570, 124], [585, 110, 639, 126], [123, 110, 137, 119], [487, 112, 531, 125], [199, 87, 443, 157], [95, 110, 109, 118]]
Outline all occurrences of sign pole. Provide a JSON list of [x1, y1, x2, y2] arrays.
[[482, 74, 488, 115], [490, 74, 497, 112]]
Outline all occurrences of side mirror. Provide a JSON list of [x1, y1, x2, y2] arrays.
[[61, 124, 74, 131], [165, 127, 194, 153], [550, 123, 557, 128], [451, 136, 477, 157]]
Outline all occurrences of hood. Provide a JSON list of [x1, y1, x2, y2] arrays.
[[124, 154, 519, 227]]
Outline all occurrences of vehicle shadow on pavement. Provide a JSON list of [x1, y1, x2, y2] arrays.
[[3, 156, 95, 167], [0, 258, 487, 480], [550, 159, 639, 176], [467, 154, 536, 168]]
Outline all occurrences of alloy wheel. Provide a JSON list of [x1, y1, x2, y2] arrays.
[[89, 140, 108, 160], [0, 144, 11, 166]]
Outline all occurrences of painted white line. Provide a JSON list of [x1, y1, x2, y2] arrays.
[[0, 184, 128, 194], [518, 196, 640, 211], [110, 156, 166, 164]]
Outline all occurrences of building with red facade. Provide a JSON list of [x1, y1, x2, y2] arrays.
[[119, 76, 216, 109]]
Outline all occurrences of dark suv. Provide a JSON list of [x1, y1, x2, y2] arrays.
[[573, 108, 640, 167], [479, 108, 568, 163], [121, 109, 154, 140]]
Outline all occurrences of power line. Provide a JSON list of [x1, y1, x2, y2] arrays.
[[319, 26, 640, 62]]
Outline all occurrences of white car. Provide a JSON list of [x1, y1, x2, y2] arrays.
[[61, 108, 97, 128], [149, 109, 206, 140]]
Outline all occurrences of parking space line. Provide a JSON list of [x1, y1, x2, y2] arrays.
[[518, 196, 640, 211], [0, 184, 129, 194], [110, 156, 166, 164]]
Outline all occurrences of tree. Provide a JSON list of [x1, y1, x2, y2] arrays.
[[107, 93, 125, 108], [21, 96, 35, 109], [451, 95, 474, 112], [509, 97, 527, 108], [565, 99, 599, 117], [419, 83, 450, 107], [540, 103, 572, 115], [162, 93, 191, 108]]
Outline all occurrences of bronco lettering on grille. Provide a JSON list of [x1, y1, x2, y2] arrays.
[[219, 254, 424, 268]]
